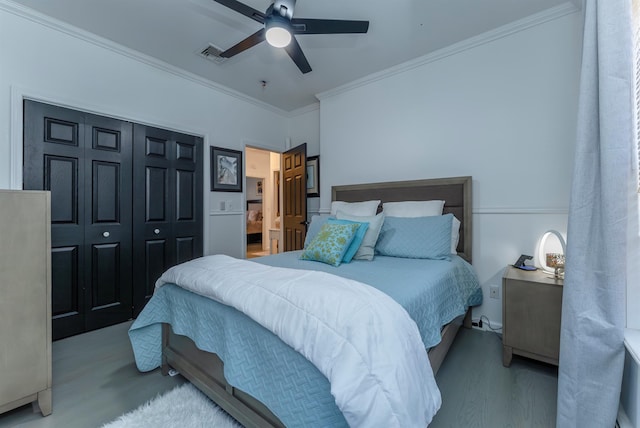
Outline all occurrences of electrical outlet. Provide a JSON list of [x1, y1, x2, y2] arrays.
[[490, 286, 500, 299]]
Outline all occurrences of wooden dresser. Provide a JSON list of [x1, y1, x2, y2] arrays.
[[0, 190, 52, 416]]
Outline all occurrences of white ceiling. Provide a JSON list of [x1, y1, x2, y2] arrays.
[[10, 0, 577, 112]]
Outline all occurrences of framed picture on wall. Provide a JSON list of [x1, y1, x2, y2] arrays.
[[211, 146, 243, 192], [306, 155, 319, 197]]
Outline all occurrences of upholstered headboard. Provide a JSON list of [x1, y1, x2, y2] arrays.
[[331, 176, 473, 263]]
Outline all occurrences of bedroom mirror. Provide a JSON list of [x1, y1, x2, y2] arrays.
[[245, 147, 282, 258]]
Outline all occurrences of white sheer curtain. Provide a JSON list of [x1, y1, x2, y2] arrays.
[[556, 1, 634, 427]]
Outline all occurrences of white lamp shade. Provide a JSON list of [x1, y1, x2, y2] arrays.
[[536, 230, 567, 273]]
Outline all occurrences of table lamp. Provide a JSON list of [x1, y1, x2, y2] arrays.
[[536, 229, 566, 278]]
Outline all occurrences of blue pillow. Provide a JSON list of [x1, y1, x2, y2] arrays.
[[300, 223, 361, 267], [304, 214, 334, 248], [375, 214, 453, 260], [326, 218, 369, 263]]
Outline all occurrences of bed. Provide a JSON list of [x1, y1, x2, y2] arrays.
[[129, 176, 481, 427], [246, 200, 263, 243]]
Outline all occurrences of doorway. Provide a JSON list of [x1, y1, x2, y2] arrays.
[[245, 147, 281, 258]]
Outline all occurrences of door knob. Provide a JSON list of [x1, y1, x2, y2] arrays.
[[102, 231, 110, 238], [154, 229, 160, 235]]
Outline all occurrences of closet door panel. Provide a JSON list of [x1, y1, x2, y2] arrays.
[[145, 239, 168, 299], [45, 156, 78, 224], [83, 114, 133, 331], [133, 126, 175, 315], [24, 101, 87, 339], [172, 135, 203, 259], [50, 246, 80, 323], [133, 125, 203, 316], [92, 161, 120, 223], [176, 169, 194, 221], [24, 101, 133, 338], [91, 243, 121, 308], [176, 236, 195, 265], [145, 166, 169, 222]]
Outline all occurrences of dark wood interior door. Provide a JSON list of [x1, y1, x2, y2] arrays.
[[132, 124, 203, 316], [282, 143, 307, 251], [23, 100, 133, 339]]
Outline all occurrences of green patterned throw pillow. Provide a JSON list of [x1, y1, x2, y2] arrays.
[[300, 223, 361, 266]]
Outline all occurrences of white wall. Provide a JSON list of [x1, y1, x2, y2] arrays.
[[288, 104, 321, 215], [0, 3, 289, 258], [316, 11, 582, 325]]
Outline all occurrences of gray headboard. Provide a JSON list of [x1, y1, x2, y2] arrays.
[[331, 176, 473, 263]]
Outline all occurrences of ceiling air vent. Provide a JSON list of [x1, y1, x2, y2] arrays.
[[198, 44, 227, 64]]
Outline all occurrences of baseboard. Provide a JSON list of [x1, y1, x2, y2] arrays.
[[471, 318, 503, 332]]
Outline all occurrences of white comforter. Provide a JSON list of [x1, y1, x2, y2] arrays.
[[156, 255, 441, 427]]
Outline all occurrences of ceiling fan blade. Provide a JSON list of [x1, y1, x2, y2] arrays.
[[284, 37, 311, 74], [220, 29, 266, 58], [290, 18, 369, 35], [212, 0, 266, 24]]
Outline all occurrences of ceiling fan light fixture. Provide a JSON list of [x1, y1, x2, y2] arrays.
[[265, 16, 292, 48]]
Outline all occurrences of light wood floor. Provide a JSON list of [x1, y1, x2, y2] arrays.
[[0, 321, 185, 428], [247, 242, 270, 258], [430, 328, 558, 427], [0, 323, 557, 428]]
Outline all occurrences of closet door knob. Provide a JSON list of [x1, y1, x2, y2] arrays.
[[154, 229, 160, 235], [102, 231, 110, 238]]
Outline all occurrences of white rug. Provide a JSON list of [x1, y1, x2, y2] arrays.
[[102, 383, 244, 428]]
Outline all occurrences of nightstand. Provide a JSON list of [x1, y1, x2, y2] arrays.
[[502, 266, 563, 367]]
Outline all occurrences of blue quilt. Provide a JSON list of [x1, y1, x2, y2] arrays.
[[129, 253, 482, 427]]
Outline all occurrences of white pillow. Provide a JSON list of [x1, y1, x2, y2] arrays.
[[330, 200, 380, 216], [382, 200, 444, 217], [451, 216, 461, 254], [304, 214, 333, 248], [336, 211, 385, 260]]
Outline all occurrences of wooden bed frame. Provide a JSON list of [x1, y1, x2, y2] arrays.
[[161, 176, 474, 428]]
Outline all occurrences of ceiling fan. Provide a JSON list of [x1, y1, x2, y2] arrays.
[[213, 0, 369, 74]]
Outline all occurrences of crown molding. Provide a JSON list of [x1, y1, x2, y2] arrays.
[[317, 2, 579, 102], [288, 102, 320, 118], [0, 0, 291, 117]]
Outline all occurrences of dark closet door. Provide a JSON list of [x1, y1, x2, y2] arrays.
[[132, 124, 203, 316], [83, 113, 133, 332], [23, 100, 133, 339]]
